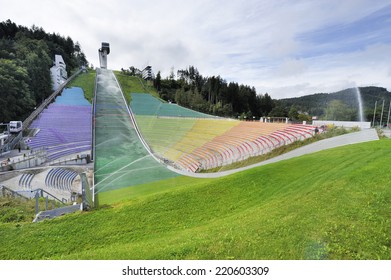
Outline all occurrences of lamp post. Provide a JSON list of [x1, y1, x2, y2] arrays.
[[380, 100, 385, 127], [372, 101, 377, 127], [387, 100, 391, 128]]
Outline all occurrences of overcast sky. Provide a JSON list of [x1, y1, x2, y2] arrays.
[[2, 0, 391, 99]]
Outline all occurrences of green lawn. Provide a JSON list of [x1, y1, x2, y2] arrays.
[[1, 139, 390, 260], [67, 70, 96, 103], [114, 72, 159, 104]]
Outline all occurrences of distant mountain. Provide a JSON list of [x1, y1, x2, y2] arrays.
[[278, 86, 391, 122]]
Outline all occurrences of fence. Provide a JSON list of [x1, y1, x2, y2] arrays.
[[312, 120, 371, 130], [0, 185, 29, 200], [0, 185, 66, 217], [31, 188, 66, 214]]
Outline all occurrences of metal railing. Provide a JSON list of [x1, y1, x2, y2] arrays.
[[91, 68, 98, 162], [22, 69, 82, 130], [0, 185, 65, 214], [0, 185, 29, 200], [29, 188, 67, 215]]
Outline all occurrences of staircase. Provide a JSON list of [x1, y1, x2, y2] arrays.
[[33, 204, 81, 222]]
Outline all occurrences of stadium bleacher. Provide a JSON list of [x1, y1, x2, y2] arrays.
[[18, 173, 35, 189], [129, 94, 315, 172], [132, 93, 291, 171], [45, 167, 78, 191], [28, 87, 92, 161], [177, 123, 315, 171]]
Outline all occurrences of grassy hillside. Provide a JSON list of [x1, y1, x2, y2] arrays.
[[0, 197, 37, 223], [114, 72, 159, 104], [65, 70, 156, 104], [1, 139, 390, 260], [67, 70, 96, 103]]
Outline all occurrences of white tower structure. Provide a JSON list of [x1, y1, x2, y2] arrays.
[[50, 55, 67, 91], [98, 42, 110, 69]]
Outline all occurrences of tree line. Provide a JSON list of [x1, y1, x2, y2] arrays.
[[122, 69, 390, 123], [156, 68, 391, 123], [151, 66, 274, 119], [0, 19, 88, 124]]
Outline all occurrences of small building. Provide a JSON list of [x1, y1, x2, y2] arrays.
[[50, 55, 67, 91], [142, 65, 154, 80], [9, 121, 22, 133]]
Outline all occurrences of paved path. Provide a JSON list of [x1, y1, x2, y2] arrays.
[[168, 129, 379, 178]]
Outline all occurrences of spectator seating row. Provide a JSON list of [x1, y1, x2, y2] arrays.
[[136, 116, 239, 161], [45, 168, 78, 191], [129, 93, 316, 173], [175, 123, 315, 172], [18, 173, 35, 189], [27, 87, 92, 161]]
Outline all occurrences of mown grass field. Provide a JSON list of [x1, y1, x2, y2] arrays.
[[114, 72, 159, 104], [67, 70, 96, 103], [0, 139, 390, 260]]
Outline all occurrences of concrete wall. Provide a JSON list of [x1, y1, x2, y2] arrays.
[[313, 120, 371, 129], [11, 156, 46, 170]]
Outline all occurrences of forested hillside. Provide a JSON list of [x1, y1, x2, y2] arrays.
[[122, 65, 275, 119], [0, 19, 87, 123], [123, 65, 390, 123], [279, 87, 391, 122]]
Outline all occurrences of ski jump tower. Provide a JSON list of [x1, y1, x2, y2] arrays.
[[98, 42, 110, 69]]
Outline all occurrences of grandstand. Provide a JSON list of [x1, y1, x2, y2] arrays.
[[1, 65, 382, 233], [1, 167, 82, 202], [18, 173, 35, 189], [129, 93, 315, 172], [45, 168, 79, 191], [28, 87, 92, 161], [134, 115, 197, 158], [174, 121, 315, 172]]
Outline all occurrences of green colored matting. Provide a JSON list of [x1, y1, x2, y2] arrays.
[[93, 69, 178, 196]]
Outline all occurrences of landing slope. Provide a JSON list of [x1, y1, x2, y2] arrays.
[[93, 69, 178, 199]]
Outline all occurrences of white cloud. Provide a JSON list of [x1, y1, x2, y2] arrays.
[[1, 0, 390, 98], [276, 59, 307, 77]]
